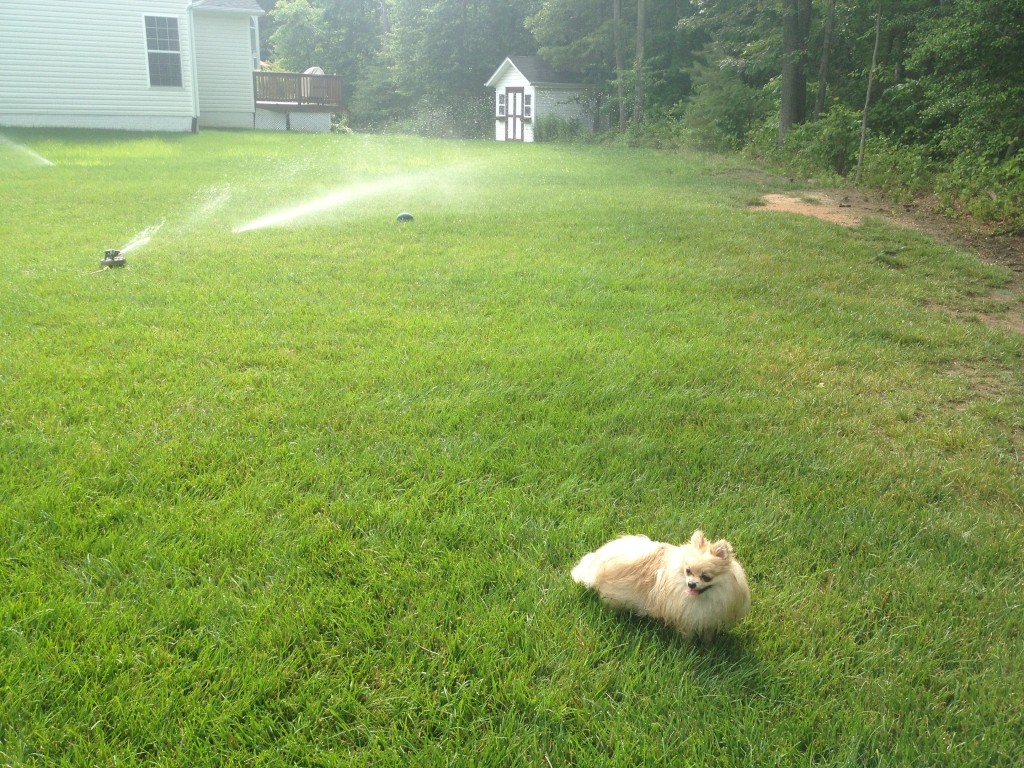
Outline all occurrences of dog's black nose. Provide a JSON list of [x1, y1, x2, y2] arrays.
[[687, 582, 698, 590]]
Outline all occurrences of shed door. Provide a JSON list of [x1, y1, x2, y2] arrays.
[[505, 87, 525, 141]]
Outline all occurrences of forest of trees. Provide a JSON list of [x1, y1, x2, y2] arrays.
[[257, 0, 1023, 230]]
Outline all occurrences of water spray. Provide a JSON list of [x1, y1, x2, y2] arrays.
[[231, 165, 466, 233], [0, 133, 54, 166]]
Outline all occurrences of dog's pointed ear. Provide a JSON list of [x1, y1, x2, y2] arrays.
[[710, 539, 734, 560], [689, 530, 707, 549]]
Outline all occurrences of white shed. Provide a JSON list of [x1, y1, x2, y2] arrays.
[[485, 57, 591, 142], [0, 0, 265, 132]]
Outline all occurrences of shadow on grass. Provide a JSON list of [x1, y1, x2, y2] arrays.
[[576, 588, 756, 650], [571, 587, 773, 690], [2, 127, 195, 146]]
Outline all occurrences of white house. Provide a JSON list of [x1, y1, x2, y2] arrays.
[[485, 57, 591, 142], [0, 1, 333, 132]]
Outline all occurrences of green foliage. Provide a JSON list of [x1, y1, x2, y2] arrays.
[[533, 115, 584, 143], [618, 115, 684, 150], [715, 0, 1022, 228], [907, 0, 1024, 162], [787, 103, 861, 176], [267, 0, 537, 133], [676, 0, 782, 85], [383, 0, 539, 131], [681, 65, 773, 152], [526, 0, 615, 83], [936, 151, 1024, 234], [384, 96, 494, 140], [267, 0, 326, 73], [529, 0, 699, 115], [345, 60, 409, 132], [856, 137, 935, 202]]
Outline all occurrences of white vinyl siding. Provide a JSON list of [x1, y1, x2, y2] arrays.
[[193, 10, 257, 128], [536, 88, 590, 126], [0, 1, 195, 129]]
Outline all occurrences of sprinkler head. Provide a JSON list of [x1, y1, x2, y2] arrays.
[[101, 249, 126, 268], [397, 212, 414, 222]]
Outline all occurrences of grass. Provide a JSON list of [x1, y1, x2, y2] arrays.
[[1, 128, 1022, 767]]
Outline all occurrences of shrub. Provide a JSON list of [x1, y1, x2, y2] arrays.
[[935, 151, 1024, 233], [793, 104, 862, 176], [855, 137, 935, 202], [681, 68, 772, 152], [534, 116, 583, 143], [749, 104, 861, 179], [622, 107, 687, 150], [383, 96, 492, 139]]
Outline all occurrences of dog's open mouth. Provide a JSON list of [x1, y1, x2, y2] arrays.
[[687, 585, 711, 596]]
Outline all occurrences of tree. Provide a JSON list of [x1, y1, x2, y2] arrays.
[[907, 0, 1024, 161], [378, 0, 540, 133], [778, 0, 811, 145], [812, 0, 836, 120], [527, 0, 617, 83], [268, 0, 326, 72], [855, 4, 882, 181], [613, 0, 626, 129], [633, 0, 647, 124], [255, 0, 280, 62], [259, 0, 1023, 185], [530, 0, 698, 127]]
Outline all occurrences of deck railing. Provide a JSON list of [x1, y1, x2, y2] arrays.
[[253, 71, 343, 111]]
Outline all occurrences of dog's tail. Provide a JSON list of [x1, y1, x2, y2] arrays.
[[571, 553, 599, 587]]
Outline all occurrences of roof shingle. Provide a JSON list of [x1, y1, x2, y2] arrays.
[[507, 56, 580, 86]]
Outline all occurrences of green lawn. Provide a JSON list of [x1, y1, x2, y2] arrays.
[[1, 129, 1021, 767]]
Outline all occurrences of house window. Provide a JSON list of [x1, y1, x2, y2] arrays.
[[497, 93, 506, 117], [145, 16, 182, 87], [524, 94, 533, 119]]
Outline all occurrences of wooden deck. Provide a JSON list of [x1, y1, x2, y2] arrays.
[[254, 72, 343, 112]]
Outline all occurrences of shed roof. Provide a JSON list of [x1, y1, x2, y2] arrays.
[[485, 56, 582, 88], [192, 0, 265, 13]]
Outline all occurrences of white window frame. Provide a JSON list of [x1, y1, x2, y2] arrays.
[[496, 93, 506, 117], [250, 18, 261, 71], [144, 15, 183, 88], [524, 93, 533, 119]]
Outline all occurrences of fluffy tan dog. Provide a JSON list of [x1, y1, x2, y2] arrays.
[[571, 530, 750, 644]]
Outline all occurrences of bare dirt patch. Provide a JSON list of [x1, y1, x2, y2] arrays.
[[752, 188, 1024, 334], [944, 362, 1015, 410], [757, 192, 865, 227]]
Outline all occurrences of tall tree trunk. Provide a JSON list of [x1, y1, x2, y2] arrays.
[[813, 0, 836, 120], [856, 6, 883, 182], [614, 0, 626, 130], [633, 0, 646, 125], [779, 0, 812, 146]]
